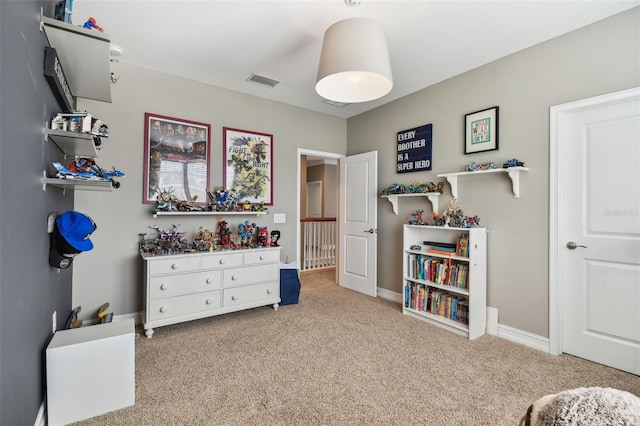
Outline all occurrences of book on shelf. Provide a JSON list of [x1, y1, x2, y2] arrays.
[[427, 248, 456, 256], [456, 234, 469, 257], [423, 241, 457, 249]]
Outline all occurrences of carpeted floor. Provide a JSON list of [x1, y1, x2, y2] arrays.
[[73, 268, 640, 425]]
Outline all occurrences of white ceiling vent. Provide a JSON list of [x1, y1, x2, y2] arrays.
[[246, 73, 280, 88], [323, 99, 350, 108]]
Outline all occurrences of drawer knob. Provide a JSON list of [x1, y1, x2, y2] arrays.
[[231, 295, 238, 301], [260, 255, 265, 260], [231, 275, 238, 281], [160, 284, 168, 290], [267, 289, 272, 294], [159, 306, 167, 313], [219, 259, 226, 264], [206, 278, 212, 284], [206, 298, 213, 305], [171, 263, 179, 270]]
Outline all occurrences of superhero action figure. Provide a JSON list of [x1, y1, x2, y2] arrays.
[[83, 17, 104, 32]]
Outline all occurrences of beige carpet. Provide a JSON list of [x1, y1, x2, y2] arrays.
[[74, 269, 639, 425]]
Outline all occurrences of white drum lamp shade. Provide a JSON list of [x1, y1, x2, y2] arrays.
[[316, 17, 393, 103]]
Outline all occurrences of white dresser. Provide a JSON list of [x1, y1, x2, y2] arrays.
[[142, 247, 281, 337]]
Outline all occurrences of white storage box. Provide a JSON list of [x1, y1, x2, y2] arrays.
[[46, 319, 135, 425]]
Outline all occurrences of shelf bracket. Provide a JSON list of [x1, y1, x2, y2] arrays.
[[384, 195, 399, 215], [443, 175, 459, 199], [506, 168, 524, 198], [381, 193, 440, 215]]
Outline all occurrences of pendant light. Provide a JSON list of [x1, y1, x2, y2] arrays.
[[315, 1, 393, 103]]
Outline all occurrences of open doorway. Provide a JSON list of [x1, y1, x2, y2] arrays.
[[297, 149, 342, 272]]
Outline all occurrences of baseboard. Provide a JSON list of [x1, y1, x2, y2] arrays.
[[34, 398, 46, 426], [497, 324, 550, 353], [377, 287, 402, 303], [377, 288, 550, 353]]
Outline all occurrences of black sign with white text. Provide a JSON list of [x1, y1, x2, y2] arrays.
[[44, 47, 75, 112], [397, 124, 432, 174]]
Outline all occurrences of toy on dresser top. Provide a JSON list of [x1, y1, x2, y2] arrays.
[[138, 220, 278, 255]]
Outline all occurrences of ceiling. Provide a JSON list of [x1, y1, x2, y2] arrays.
[[72, 1, 638, 119]]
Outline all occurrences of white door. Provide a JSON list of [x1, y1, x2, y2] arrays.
[[307, 181, 322, 218], [338, 151, 378, 297], [551, 87, 640, 374]]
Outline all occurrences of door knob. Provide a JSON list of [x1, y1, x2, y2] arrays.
[[364, 228, 376, 234], [566, 241, 587, 250]]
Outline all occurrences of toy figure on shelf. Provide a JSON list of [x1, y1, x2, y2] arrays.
[[175, 196, 204, 212], [154, 186, 179, 212], [52, 159, 124, 188], [381, 181, 445, 195], [437, 200, 481, 228], [503, 158, 526, 168], [270, 230, 281, 247], [464, 161, 496, 172], [407, 209, 427, 225], [256, 226, 269, 247], [82, 17, 104, 32], [193, 227, 215, 252], [148, 224, 188, 255], [216, 219, 233, 250], [238, 221, 256, 248]]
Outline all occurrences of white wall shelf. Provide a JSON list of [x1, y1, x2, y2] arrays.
[[46, 129, 98, 158], [152, 211, 268, 219], [42, 171, 113, 193], [381, 193, 442, 215], [40, 13, 112, 103], [437, 167, 529, 199]]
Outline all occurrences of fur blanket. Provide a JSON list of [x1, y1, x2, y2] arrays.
[[520, 387, 640, 426]]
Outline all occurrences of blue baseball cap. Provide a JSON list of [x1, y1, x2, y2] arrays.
[[55, 211, 96, 252]]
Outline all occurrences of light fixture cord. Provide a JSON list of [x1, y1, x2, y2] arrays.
[[345, 0, 361, 17]]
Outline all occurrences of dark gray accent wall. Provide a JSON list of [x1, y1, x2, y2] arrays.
[[1, 1, 74, 424]]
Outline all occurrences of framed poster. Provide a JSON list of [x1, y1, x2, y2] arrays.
[[143, 113, 211, 204], [223, 127, 273, 205], [464, 106, 499, 154], [397, 124, 433, 173]]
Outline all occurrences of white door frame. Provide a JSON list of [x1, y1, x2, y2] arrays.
[[548, 87, 640, 356], [297, 148, 344, 270]]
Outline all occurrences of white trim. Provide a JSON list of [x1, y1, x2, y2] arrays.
[[377, 287, 402, 304], [378, 289, 551, 352], [548, 87, 640, 357], [498, 324, 550, 353], [34, 398, 46, 426], [296, 148, 344, 269]]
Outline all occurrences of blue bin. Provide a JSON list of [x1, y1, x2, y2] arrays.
[[280, 263, 301, 305]]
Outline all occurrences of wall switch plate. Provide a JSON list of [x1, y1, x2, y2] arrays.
[[273, 213, 286, 224]]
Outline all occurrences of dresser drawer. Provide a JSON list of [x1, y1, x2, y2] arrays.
[[200, 252, 243, 269], [244, 249, 279, 265], [223, 282, 279, 307], [149, 271, 221, 299], [223, 263, 279, 288], [148, 290, 221, 321], [148, 256, 199, 276]]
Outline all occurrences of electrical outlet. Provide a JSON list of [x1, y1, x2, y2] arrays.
[[52, 311, 57, 333]]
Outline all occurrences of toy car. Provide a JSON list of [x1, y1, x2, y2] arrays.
[[503, 158, 525, 168]]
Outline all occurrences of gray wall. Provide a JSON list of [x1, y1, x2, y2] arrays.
[[347, 8, 640, 337], [0, 1, 75, 424], [73, 64, 346, 317], [1, 4, 637, 423]]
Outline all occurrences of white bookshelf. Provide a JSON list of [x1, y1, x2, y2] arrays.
[[402, 225, 487, 339]]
